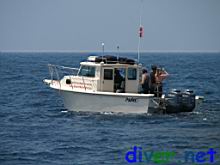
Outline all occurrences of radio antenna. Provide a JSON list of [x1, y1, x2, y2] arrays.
[[117, 45, 120, 60], [102, 42, 105, 61]]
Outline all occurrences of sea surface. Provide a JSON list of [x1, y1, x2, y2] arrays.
[[0, 52, 220, 165]]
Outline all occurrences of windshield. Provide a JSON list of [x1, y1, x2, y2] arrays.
[[78, 65, 96, 77]]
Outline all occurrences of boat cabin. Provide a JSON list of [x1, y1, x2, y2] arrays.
[[63, 55, 142, 93]]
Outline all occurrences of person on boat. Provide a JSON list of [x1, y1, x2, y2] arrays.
[[141, 68, 149, 94], [149, 65, 157, 95], [114, 69, 124, 92], [154, 68, 169, 97]]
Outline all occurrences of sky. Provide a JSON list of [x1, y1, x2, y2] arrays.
[[0, 0, 220, 52]]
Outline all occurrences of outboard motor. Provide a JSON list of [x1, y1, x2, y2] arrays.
[[165, 89, 182, 113], [181, 89, 196, 112], [164, 89, 196, 113]]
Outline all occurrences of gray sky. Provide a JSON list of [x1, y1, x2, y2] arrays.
[[0, 0, 220, 52]]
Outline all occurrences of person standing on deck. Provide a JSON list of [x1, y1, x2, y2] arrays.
[[141, 68, 150, 94], [149, 65, 157, 95], [155, 68, 169, 97]]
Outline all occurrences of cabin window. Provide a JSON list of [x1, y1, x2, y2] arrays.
[[104, 69, 113, 80], [127, 68, 137, 80], [78, 66, 95, 77]]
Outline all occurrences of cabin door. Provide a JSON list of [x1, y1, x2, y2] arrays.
[[101, 68, 114, 92]]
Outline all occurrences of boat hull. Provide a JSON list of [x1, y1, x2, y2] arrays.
[[60, 90, 152, 114]]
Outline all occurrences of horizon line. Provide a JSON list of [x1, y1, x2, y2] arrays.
[[1, 49, 220, 53]]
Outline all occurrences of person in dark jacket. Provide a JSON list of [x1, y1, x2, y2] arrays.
[[114, 69, 124, 92], [141, 68, 149, 94], [149, 65, 157, 95]]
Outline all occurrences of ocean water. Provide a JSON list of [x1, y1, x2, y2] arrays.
[[0, 52, 220, 165]]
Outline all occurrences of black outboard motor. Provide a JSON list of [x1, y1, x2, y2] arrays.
[[181, 89, 196, 112], [165, 89, 182, 113], [164, 89, 196, 113]]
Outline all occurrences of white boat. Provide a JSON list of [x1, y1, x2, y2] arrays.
[[43, 55, 204, 114], [44, 56, 155, 114], [43, 0, 203, 113]]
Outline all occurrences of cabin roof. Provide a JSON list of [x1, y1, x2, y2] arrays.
[[80, 61, 141, 68], [80, 55, 140, 68]]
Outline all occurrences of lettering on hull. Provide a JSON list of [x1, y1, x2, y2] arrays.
[[125, 97, 138, 103]]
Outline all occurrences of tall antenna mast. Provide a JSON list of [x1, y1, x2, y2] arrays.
[[117, 45, 120, 60], [137, 0, 144, 63], [102, 42, 105, 61]]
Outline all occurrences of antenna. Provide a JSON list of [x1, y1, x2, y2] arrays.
[[102, 42, 105, 61], [117, 45, 120, 60], [137, 0, 144, 63]]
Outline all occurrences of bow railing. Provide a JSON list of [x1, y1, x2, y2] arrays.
[[48, 64, 79, 84]]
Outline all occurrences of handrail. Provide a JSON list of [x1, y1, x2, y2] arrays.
[[48, 64, 79, 71], [47, 64, 97, 91], [82, 77, 86, 91], [47, 64, 79, 83]]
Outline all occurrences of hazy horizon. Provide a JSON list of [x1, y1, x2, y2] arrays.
[[1, 50, 220, 54], [1, 0, 220, 52]]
